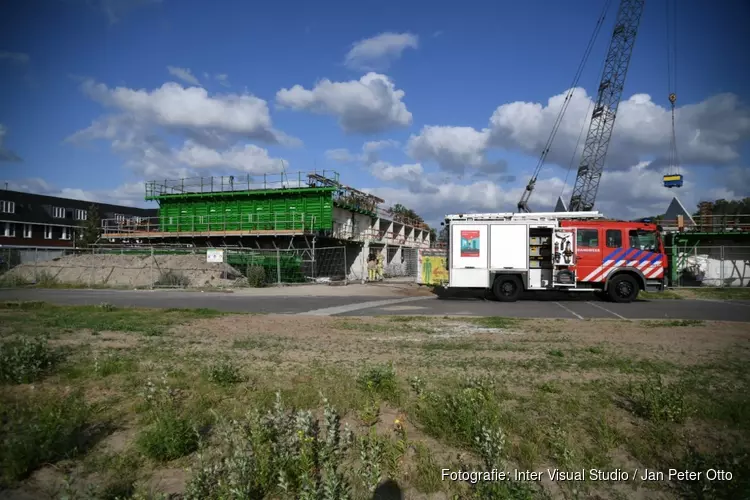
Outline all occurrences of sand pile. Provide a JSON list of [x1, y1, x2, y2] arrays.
[[3, 253, 244, 288]]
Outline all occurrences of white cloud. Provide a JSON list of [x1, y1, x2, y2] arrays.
[[325, 139, 399, 165], [486, 88, 750, 170], [344, 32, 419, 71], [407, 125, 493, 174], [67, 79, 299, 179], [276, 73, 412, 134], [6, 177, 149, 208], [0, 52, 30, 64], [366, 161, 746, 227], [0, 124, 22, 162], [167, 66, 201, 86], [175, 141, 286, 173], [214, 74, 230, 87], [78, 79, 288, 143]]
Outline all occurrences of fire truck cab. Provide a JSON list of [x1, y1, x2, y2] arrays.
[[442, 211, 667, 303]]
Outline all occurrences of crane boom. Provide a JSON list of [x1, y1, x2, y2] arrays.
[[568, 0, 645, 212]]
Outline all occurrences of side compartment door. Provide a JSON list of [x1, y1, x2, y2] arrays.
[[574, 227, 604, 283], [450, 224, 489, 288], [552, 228, 576, 286]]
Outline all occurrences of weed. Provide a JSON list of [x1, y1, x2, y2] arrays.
[[0, 300, 47, 310], [94, 351, 137, 378], [676, 445, 750, 499], [185, 393, 354, 499], [644, 319, 705, 328], [136, 376, 199, 462], [245, 265, 267, 288], [0, 336, 61, 384], [412, 442, 442, 493], [356, 362, 399, 401], [468, 316, 519, 329], [414, 374, 501, 450], [0, 390, 92, 487], [154, 270, 190, 287], [626, 374, 690, 424], [204, 359, 244, 387], [547, 349, 565, 357]]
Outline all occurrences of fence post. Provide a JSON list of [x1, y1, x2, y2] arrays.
[[720, 245, 724, 288], [343, 246, 348, 285], [150, 247, 154, 290], [276, 249, 281, 285]]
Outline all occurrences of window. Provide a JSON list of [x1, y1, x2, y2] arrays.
[[577, 229, 599, 247], [44, 225, 53, 239], [605, 229, 622, 248], [61, 227, 71, 240], [2, 222, 15, 237], [75, 209, 87, 221], [115, 214, 125, 222], [23, 224, 32, 238], [0, 200, 15, 214], [53, 206, 65, 218], [629, 229, 658, 252]]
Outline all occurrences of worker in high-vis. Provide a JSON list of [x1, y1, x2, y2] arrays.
[[367, 253, 377, 281], [376, 253, 384, 281]]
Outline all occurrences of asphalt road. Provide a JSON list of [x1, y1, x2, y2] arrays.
[[1, 288, 749, 322]]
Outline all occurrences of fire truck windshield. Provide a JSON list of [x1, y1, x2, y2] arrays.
[[629, 229, 658, 252]]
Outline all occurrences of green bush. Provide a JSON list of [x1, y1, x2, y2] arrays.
[[185, 393, 354, 499], [627, 374, 691, 424], [357, 362, 399, 401], [0, 337, 61, 384], [204, 359, 244, 387], [154, 270, 190, 287], [1, 390, 91, 487], [136, 409, 199, 462], [245, 265, 267, 288]]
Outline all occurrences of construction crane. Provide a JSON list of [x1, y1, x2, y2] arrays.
[[568, 0, 645, 211], [518, 0, 646, 213]]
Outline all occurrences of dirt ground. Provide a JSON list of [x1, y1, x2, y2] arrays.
[[2, 306, 749, 500]]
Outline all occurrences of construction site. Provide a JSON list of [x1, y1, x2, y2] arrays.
[[0, 171, 433, 288]]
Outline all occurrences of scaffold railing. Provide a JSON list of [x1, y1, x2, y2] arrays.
[[100, 213, 318, 236], [659, 214, 750, 233], [145, 170, 342, 198]]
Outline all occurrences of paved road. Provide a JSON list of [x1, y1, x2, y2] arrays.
[[0, 288, 748, 322]]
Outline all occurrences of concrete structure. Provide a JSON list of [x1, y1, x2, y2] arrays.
[[100, 171, 431, 282]]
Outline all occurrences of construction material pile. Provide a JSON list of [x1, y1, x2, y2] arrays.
[[3, 253, 245, 288]]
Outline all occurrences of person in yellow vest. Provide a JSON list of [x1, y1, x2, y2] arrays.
[[367, 252, 377, 281], [376, 253, 384, 281]]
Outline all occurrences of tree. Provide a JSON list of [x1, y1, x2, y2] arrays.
[[78, 204, 102, 248]]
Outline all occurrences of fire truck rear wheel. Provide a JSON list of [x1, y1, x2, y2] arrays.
[[607, 274, 639, 303], [492, 275, 522, 302]]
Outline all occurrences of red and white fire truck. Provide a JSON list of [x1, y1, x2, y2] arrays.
[[442, 211, 667, 303]]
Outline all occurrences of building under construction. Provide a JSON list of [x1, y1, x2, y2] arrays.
[[100, 170, 432, 281]]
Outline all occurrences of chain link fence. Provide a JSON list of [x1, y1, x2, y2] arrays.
[[666, 245, 750, 288], [0, 245, 348, 289]]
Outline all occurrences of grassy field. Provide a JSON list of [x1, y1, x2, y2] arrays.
[[1, 301, 749, 499]]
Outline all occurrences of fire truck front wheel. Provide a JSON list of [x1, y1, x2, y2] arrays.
[[607, 274, 639, 303], [492, 275, 522, 302]]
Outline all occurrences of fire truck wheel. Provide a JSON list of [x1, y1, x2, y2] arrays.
[[607, 274, 639, 303], [492, 275, 522, 302]]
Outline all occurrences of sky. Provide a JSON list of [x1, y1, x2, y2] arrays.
[[1, 0, 748, 227]]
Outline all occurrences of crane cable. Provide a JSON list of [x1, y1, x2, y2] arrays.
[[666, 0, 680, 177], [525, 0, 613, 193]]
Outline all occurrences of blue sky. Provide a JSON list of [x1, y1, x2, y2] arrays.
[[1, 0, 748, 225]]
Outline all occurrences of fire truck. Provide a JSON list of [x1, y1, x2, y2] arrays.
[[442, 211, 667, 303]]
